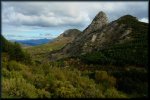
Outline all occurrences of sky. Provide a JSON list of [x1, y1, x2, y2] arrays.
[[2, 1, 149, 40]]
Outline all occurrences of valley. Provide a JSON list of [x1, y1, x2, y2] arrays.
[[1, 11, 148, 98]]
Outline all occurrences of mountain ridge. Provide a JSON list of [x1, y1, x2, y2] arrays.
[[11, 38, 54, 46], [49, 11, 148, 67]]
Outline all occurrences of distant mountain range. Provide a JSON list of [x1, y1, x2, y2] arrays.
[[10, 38, 54, 46]]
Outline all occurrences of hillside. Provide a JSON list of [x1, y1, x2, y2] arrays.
[[1, 35, 32, 64], [1, 11, 148, 98], [50, 12, 148, 68], [26, 29, 81, 62], [2, 34, 131, 98]]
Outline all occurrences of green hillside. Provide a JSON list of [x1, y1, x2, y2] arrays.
[[25, 36, 73, 63], [2, 35, 130, 98], [1, 15, 148, 98], [1, 35, 32, 64], [80, 15, 148, 68]]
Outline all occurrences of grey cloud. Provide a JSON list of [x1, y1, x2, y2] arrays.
[[6, 34, 24, 37], [5, 34, 50, 40], [5, 34, 26, 40], [39, 33, 59, 38], [2, 2, 148, 29]]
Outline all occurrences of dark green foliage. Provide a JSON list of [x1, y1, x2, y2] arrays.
[[80, 52, 108, 65], [78, 17, 148, 98], [2, 77, 51, 98], [7, 60, 22, 71], [80, 17, 148, 67], [95, 71, 116, 87], [1, 15, 148, 98], [1, 35, 32, 65], [2, 57, 127, 98], [112, 69, 148, 97]]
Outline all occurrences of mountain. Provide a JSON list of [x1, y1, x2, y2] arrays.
[[50, 11, 148, 67], [12, 38, 54, 46], [2, 11, 148, 98], [26, 29, 81, 62], [54, 29, 81, 44]]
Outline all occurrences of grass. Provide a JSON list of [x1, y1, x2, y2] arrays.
[[25, 37, 73, 62]]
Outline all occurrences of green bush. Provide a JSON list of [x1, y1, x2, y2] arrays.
[[1, 35, 32, 65], [104, 88, 127, 98], [112, 69, 148, 97], [2, 78, 38, 98], [2, 61, 8, 69], [95, 71, 116, 87], [2, 68, 10, 78], [53, 81, 79, 98], [2, 53, 9, 62], [36, 89, 51, 98], [33, 74, 48, 89], [80, 52, 107, 64], [7, 61, 22, 71]]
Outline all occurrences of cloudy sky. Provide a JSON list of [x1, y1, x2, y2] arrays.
[[2, 1, 148, 40]]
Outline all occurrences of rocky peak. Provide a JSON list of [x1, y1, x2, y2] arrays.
[[83, 11, 108, 34], [117, 15, 138, 24], [118, 15, 137, 20], [56, 29, 81, 42], [92, 11, 108, 23], [50, 12, 146, 60], [62, 29, 81, 37]]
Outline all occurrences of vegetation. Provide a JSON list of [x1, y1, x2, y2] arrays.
[[2, 54, 128, 98], [1, 35, 129, 98], [1, 35, 32, 65], [80, 15, 148, 68], [25, 36, 72, 63], [1, 15, 148, 98]]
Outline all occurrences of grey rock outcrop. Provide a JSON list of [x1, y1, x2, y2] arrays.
[[50, 11, 135, 60], [83, 11, 108, 35]]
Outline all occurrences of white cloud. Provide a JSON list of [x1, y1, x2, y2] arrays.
[[139, 18, 149, 23], [2, 2, 148, 28], [2, 2, 91, 28], [2, 1, 148, 40]]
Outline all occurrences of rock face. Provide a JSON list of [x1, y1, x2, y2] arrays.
[[74, 11, 108, 42], [59, 11, 109, 56], [50, 11, 141, 60], [83, 11, 108, 35]]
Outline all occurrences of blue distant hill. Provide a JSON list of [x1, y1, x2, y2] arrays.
[[11, 38, 54, 46]]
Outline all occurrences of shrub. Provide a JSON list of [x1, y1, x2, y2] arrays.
[[2, 53, 9, 62], [2, 78, 38, 98], [104, 87, 127, 98], [7, 61, 22, 71], [2, 68, 10, 78], [51, 80, 81, 98], [80, 52, 108, 65], [112, 69, 148, 97], [37, 89, 51, 98], [49, 67, 66, 81], [95, 71, 108, 82], [33, 74, 48, 89], [95, 71, 116, 87], [1, 35, 32, 65], [2, 61, 8, 69]]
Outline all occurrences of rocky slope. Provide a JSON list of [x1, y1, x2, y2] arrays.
[[26, 29, 81, 62], [50, 11, 148, 64], [54, 29, 81, 44]]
